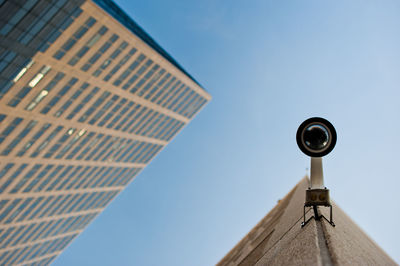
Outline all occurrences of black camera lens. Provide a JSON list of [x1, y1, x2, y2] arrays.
[[303, 124, 329, 151], [296, 117, 336, 157]]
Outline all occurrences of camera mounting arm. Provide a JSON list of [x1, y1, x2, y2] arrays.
[[310, 157, 324, 189]]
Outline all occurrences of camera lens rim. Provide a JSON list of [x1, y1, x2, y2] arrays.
[[296, 117, 337, 157]]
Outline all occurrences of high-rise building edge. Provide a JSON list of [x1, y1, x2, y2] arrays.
[[0, 0, 211, 265]]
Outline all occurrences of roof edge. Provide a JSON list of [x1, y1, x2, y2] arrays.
[[91, 0, 203, 88]]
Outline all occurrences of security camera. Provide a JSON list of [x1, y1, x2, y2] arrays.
[[297, 117, 337, 227], [296, 117, 336, 157]]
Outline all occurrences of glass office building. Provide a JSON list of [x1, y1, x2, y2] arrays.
[[0, 0, 210, 265]]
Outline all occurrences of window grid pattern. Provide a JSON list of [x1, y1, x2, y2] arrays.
[[81, 34, 119, 72], [92, 41, 128, 77], [0, 1, 209, 265], [7, 65, 51, 108], [53, 17, 97, 60], [68, 25, 108, 66], [103, 47, 137, 81]]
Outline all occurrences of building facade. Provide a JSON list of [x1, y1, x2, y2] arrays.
[[0, 0, 210, 265]]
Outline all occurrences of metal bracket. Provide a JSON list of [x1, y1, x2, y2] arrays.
[[301, 205, 335, 227]]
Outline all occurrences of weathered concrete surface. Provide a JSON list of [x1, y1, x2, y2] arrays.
[[217, 177, 396, 266], [319, 202, 395, 265]]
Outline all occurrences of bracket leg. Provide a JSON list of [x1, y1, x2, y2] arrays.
[[301, 205, 335, 227]]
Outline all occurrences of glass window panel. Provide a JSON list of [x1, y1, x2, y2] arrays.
[[25, 72, 65, 111], [102, 138, 126, 162], [28, 199, 52, 220], [0, 164, 28, 193], [0, 163, 15, 181], [144, 72, 170, 100], [106, 101, 133, 129], [92, 41, 128, 77], [54, 82, 89, 117], [115, 104, 141, 131], [81, 34, 119, 72], [93, 137, 119, 161], [17, 123, 51, 157], [162, 120, 181, 140], [23, 165, 54, 193], [1, 120, 37, 156], [74, 167, 97, 189], [158, 120, 179, 140], [89, 95, 119, 125], [85, 135, 111, 161], [168, 87, 191, 110], [129, 110, 154, 134], [68, 26, 108, 66], [155, 79, 180, 105], [11, 59, 34, 84], [188, 98, 207, 118], [123, 142, 145, 162], [53, 17, 97, 60], [143, 145, 163, 163], [47, 196, 71, 217], [137, 68, 165, 97], [66, 131, 95, 160], [40, 77, 78, 114], [0, 117, 23, 145], [0, 199, 21, 222], [35, 165, 64, 192], [178, 92, 200, 115], [123, 107, 148, 132], [39, 7, 83, 53], [78, 91, 110, 123], [130, 143, 152, 163], [66, 166, 90, 190], [115, 141, 138, 162], [130, 63, 159, 94], [56, 166, 82, 191], [161, 83, 185, 108], [82, 168, 105, 189], [102, 167, 123, 187], [167, 122, 185, 141], [150, 116, 171, 139], [137, 112, 159, 136], [18, 1, 66, 45], [13, 224, 33, 245], [39, 195, 63, 218], [45, 166, 73, 191], [0, 227, 14, 249], [122, 58, 152, 91], [67, 193, 89, 212], [103, 48, 136, 81], [97, 98, 127, 127], [109, 139, 132, 161], [10, 164, 42, 193], [30, 125, 63, 158], [76, 134, 103, 160], [55, 129, 86, 159], [66, 87, 100, 120], [17, 197, 44, 222], [150, 76, 176, 103], [0, 0, 38, 35], [113, 53, 146, 87], [5, 197, 33, 224], [7, 65, 51, 107], [141, 113, 161, 137]]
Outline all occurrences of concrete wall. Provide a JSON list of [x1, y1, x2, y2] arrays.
[[217, 177, 396, 266]]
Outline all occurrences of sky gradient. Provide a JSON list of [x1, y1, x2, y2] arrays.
[[54, 0, 400, 265]]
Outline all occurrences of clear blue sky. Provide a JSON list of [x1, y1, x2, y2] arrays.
[[54, 0, 400, 265]]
